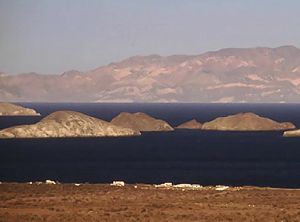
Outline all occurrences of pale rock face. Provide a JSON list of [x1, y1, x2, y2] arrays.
[[176, 119, 202, 129], [247, 74, 267, 82], [292, 67, 300, 73], [111, 112, 174, 132], [0, 111, 140, 138], [0, 103, 40, 116], [202, 112, 296, 131]]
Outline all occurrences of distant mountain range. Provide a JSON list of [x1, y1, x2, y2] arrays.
[[1, 45, 300, 103]]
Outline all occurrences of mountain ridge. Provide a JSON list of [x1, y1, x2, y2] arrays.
[[1, 45, 300, 103]]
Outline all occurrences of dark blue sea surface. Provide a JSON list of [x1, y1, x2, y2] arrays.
[[1, 103, 300, 188]]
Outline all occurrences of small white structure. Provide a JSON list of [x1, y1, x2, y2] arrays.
[[45, 179, 56, 185], [174, 183, 193, 188], [74, 183, 81, 186], [154, 182, 173, 188], [27, 182, 33, 185], [191, 184, 203, 189], [215, 185, 229, 191], [174, 183, 203, 189], [110, 181, 125, 187]]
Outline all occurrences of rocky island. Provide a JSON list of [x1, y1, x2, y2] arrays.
[[202, 112, 296, 131], [0, 111, 140, 138], [0, 102, 40, 116], [111, 112, 174, 132], [176, 119, 202, 129], [283, 129, 300, 137]]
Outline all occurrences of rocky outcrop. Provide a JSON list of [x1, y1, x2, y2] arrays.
[[0, 111, 140, 138], [0, 102, 40, 116], [111, 112, 173, 132], [283, 129, 300, 137], [202, 112, 296, 131], [176, 119, 202, 129]]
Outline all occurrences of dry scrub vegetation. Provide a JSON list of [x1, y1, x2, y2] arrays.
[[1, 183, 300, 222]]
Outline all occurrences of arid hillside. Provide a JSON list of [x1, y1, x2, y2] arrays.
[[1, 46, 300, 103]]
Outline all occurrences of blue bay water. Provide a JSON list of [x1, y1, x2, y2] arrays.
[[0, 103, 300, 188]]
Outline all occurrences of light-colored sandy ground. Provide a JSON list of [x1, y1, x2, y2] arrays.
[[1, 183, 300, 222]]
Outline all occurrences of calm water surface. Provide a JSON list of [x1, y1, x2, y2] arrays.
[[0, 103, 300, 188]]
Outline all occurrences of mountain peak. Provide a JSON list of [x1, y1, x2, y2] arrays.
[[61, 70, 82, 77], [275, 45, 299, 50]]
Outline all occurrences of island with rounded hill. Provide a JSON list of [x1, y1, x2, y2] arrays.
[[0, 102, 40, 116], [176, 119, 202, 129], [111, 112, 174, 132], [0, 111, 140, 138], [283, 129, 300, 137], [202, 112, 296, 131]]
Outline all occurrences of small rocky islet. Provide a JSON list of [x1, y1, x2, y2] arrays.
[[175, 112, 295, 132], [0, 102, 40, 116], [201, 112, 295, 131], [111, 112, 174, 132], [283, 129, 300, 137], [176, 119, 203, 129]]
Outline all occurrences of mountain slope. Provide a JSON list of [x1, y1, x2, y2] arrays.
[[1, 46, 300, 103]]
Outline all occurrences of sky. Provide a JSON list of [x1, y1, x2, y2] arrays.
[[0, 0, 300, 74]]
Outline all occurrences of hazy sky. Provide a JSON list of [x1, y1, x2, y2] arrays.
[[0, 0, 300, 74]]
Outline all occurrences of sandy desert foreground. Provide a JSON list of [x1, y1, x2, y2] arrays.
[[0, 183, 300, 222]]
